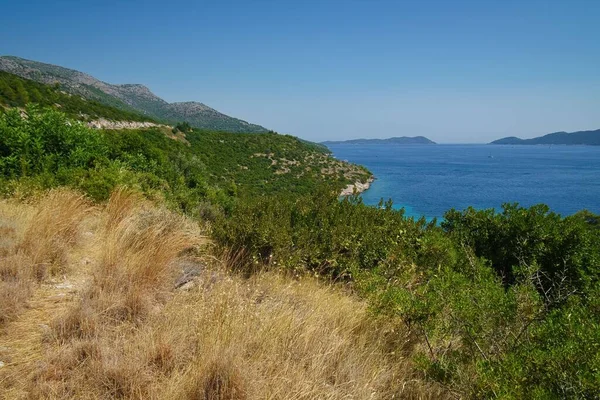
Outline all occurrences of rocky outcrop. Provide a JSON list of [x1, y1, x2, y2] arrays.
[[87, 118, 169, 130], [340, 176, 375, 196]]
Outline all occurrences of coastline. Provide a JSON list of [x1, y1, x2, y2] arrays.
[[340, 176, 375, 196]]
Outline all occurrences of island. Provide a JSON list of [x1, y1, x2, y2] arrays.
[[322, 136, 436, 145], [491, 129, 600, 146]]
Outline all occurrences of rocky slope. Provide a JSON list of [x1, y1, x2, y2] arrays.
[[0, 56, 268, 133]]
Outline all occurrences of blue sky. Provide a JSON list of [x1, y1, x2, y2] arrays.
[[2, 0, 599, 142]]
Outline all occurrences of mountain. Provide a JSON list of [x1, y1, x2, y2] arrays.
[[0, 56, 268, 133], [0, 70, 159, 123], [491, 129, 600, 146], [322, 136, 436, 145]]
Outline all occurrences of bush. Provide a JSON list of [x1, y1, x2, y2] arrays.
[[0, 106, 108, 178], [443, 204, 600, 306]]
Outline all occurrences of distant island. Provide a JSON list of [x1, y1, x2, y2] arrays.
[[322, 136, 436, 145], [491, 129, 600, 146]]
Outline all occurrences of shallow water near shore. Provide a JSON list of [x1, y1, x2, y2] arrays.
[[327, 143, 600, 220]]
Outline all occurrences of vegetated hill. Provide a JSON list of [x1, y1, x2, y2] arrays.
[[0, 73, 369, 201], [491, 129, 600, 145], [0, 71, 154, 122], [182, 129, 372, 197], [0, 55, 269, 133], [0, 107, 372, 209], [322, 136, 436, 145]]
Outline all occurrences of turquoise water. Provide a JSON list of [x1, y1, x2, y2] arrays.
[[327, 144, 600, 220]]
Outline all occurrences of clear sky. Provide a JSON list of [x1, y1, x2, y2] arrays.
[[2, 0, 599, 143]]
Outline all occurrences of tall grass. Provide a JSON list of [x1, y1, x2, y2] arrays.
[[53, 189, 200, 341], [39, 271, 444, 399], [0, 189, 89, 325]]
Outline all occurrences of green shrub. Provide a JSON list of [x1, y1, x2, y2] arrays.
[[443, 204, 600, 306]]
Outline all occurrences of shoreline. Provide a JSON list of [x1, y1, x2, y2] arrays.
[[340, 176, 375, 196]]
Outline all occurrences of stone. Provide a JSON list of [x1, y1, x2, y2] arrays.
[[174, 260, 204, 289]]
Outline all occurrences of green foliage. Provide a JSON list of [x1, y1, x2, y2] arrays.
[[214, 191, 436, 277], [183, 129, 369, 198], [0, 106, 107, 178], [443, 204, 600, 306], [173, 121, 192, 133], [478, 287, 600, 398], [0, 107, 222, 209]]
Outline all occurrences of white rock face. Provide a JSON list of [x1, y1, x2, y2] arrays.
[[340, 176, 375, 196], [87, 119, 169, 130]]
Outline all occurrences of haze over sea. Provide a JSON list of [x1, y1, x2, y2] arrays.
[[327, 144, 600, 221]]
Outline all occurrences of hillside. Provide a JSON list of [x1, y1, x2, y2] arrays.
[[0, 70, 598, 399], [323, 136, 436, 145], [0, 71, 155, 123], [0, 70, 364, 220], [0, 106, 372, 212], [1, 114, 599, 398], [0, 56, 269, 133], [491, 129, 600, 145]]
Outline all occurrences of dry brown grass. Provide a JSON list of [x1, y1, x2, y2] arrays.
[[154, 272, 444, 400], [20, 189, 91, 278], [0, 189, 449, 399], [37, 271, 445, 399], [53, 188, 200, 339], [97, 188, 197, 293], [0, 189, 90, 326]]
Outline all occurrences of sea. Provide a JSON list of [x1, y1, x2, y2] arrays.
[[326, 144, 600, 221]]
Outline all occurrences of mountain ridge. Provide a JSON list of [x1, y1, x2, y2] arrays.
[[491, 129, 600, 145], [0, 55, 268, 133]]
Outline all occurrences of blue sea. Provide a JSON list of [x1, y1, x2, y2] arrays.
[[327, 144, 600, 220]]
